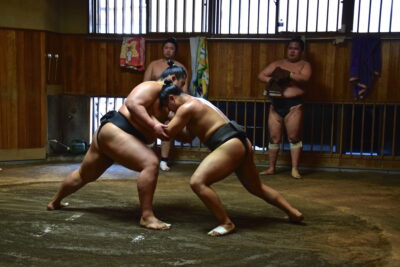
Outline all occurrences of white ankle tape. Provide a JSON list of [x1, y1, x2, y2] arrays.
[[268, 143, 280, 150], [290, 141, 303, 149]]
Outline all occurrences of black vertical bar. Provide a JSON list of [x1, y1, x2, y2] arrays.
[[391, 105, 397, 157], [306, 0, 309, 32], [311, 104, 315, 151], [209, 0, 215, 34], [316, 0, 320, 32], [93, 0, 97, 33], [262, 102, 266, 151], [380, 105, 387, 157], [89, 0, 92, 33], [192, 0, 195, 32], [389, 0, 394, 32], [156, 0, 159, 32], [339, 104, 344, 156], [106, 0, 109, 33], [275, 0, 279, 33], [174, 0, 177, 32], [320, 105, 325, 152], [96, 98, 100, 134], [357, 0, 361, 33], [286, 0, 289, 32], [183, 0, 187, 32], [166, 0, 169, 32], [201, 0, 205, 32], [296, 0, 299, 32], [361, 104, 366, 155], [247, 0, 251, 34], [368, 0, 372, 33], [114, 0, 117, 33], [146, 0, 150, 34], [219, 0, 222, 33], [206, 0, 209, 32], [238, 0, 242, 33], [370, 104, 376, 155], [257, 0, 260, 34], [378, 0, 383, 32], [336, 0, 340, 31], [326, 0, 330, 32], [342, 0, 355, 33], [229, 0, 232, 34], [350, 103, 355, 155]]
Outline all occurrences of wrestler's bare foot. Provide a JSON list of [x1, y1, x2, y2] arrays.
[[291, 168, 302, 179], [207, 223, 235, 237], [287, 209, 304, 223], [47, 201, 69, 210], [260, 167, 275, 175], [140, 216, 171, 230]]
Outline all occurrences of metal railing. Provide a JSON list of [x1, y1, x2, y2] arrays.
[[90, 96, 399, 159]]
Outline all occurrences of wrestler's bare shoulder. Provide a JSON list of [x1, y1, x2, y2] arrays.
[[180, 97, 202, 111]]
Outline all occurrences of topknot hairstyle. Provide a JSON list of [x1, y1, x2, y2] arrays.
[[159, 62, 187, 80], [167, 59, 175, 68], [159, 80, 183, 108]]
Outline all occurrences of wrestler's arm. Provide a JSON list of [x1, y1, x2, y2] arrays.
[[143, 61, 154, 81], [290, 61, 312, 83], [125, 82, 169, 139], [165, 104, 193, 140], [258, 62, 278, 83]]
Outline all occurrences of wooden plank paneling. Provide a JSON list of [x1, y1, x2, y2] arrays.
[[0, 29, 46, 151], [0, 30, 18, 149]]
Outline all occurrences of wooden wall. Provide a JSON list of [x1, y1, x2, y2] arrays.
[[208, 39, 400, 102], [0, 29, 46, 152], [56, 36, 191, 96], [52, 35, 400, 102]]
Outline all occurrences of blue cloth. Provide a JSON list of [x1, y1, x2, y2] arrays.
[[349, 36, 381, 99]]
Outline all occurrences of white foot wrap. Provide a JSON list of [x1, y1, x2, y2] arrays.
[[160, 161, 170, 171], [290, 141, 303, 149], [268, 142, 280, 150], [207, 225, 234, 236]]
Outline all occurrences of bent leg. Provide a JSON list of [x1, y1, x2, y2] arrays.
[[285, 105, 304, 178], [236, 142, 303, 222], [261, 106, 283, 175], [190, 139, 245, 236], [99, 123, 170, 230], [47, 141, 113, 210]]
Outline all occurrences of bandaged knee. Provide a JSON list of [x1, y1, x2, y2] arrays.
[[290, 141, 303, 149], [268, 142, 280, 150]]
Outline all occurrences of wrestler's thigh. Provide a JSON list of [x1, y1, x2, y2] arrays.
[[235, 140, 263, 191], [98, 125, 158, 172], [284, 105, 304, 140], [191, 139, 245, 186], [268, 106, 283, 141], [79, 143, 114, 181]]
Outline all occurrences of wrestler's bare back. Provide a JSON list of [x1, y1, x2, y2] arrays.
[[173, 96, 230, 143]]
